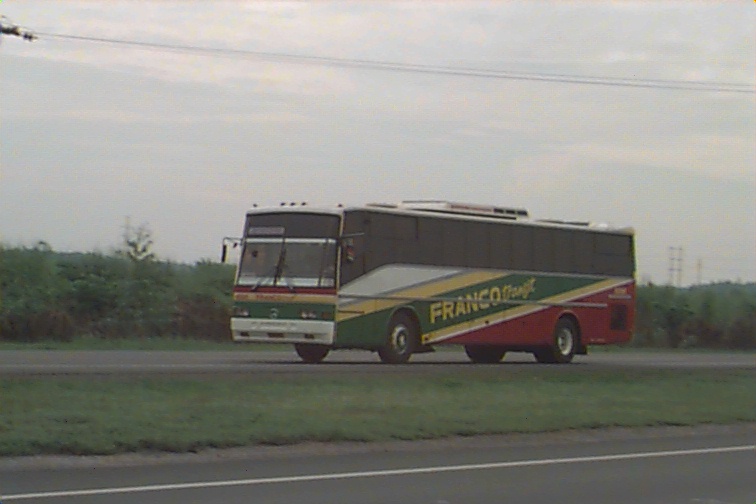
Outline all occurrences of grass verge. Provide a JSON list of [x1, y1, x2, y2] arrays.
[[1, 368, 753, 457]]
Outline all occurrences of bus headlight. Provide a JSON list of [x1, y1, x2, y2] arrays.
[[300, 310, 317, 319], [233, 306, 250, 317]]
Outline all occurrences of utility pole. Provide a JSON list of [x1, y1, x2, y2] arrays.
[[696, 258, 702, 285], [0, 16, 37, 41], [668, 246, 683, 287]]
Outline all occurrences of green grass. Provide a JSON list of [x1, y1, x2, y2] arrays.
[[1, 368, 753, 457]]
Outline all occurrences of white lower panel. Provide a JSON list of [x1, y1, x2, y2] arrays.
[[231, 318, 335, 345]]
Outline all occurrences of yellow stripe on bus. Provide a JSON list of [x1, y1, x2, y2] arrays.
[[335, 270, 504, 322], [423, 278, 632, 344]]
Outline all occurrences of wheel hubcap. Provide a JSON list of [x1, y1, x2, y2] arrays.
[[392, 325, 408, 353], [557, 328, 574, 355]]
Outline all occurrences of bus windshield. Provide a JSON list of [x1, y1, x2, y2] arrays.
[[238, 238, 337, 288]]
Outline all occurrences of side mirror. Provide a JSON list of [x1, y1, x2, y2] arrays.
[[342, 238, 355, 263], [339, 232, 363, 264], [221, 237, 241, 263]]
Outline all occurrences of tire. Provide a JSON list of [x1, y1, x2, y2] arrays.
[[294, 343, 330, 364], [378, 312, 418, 364], [464, 345, 506, 364], [534, 317, 578, 364]]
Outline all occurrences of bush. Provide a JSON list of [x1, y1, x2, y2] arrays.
[[173, 296, 230, 341], [0, 244, 74, 342], [633, 282, 756, 349], [1, 245, 235, 342]]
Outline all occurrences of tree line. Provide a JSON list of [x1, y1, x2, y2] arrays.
[[0, 241, 233, 342], [633, 281, 755, 349], [0, 243, 754, 348]]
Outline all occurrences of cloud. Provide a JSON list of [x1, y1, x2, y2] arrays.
[[564, 137, 755, 183], [6, 3, 752, 86], [1, 2, 753, 283]]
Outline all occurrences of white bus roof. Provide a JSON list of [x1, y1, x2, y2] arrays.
[[245, 201, 634, 235]]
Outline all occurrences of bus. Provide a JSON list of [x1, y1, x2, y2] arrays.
[[223, 200, 635, 364]]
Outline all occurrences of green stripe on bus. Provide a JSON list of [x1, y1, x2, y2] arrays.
[[334, 273, 608, 348]]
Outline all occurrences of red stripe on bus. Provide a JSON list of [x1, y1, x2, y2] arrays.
[[233, 286, 337, 295], [439, 282, 635, 347]]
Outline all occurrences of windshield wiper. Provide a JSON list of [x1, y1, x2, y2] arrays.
[[250, 262, 277, 292], [250, 240, 286, 292], [272, 238, 295, 292], [316, 241, 330, 288]]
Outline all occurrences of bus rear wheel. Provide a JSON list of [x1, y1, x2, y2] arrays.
[[294, 343, 330, 364], [378, 312, 418, 364], [464, 345, 506, 364], [534, 317, 578, 364]]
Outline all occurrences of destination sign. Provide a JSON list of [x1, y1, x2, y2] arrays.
[[247, 226, 286, 237]]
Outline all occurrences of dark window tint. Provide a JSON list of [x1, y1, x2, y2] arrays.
[[533, 228, 555, 272], [246, 213, 340, 239], [610, 304, 629, 330], [343, 209, 635, 278], [508, 225, 533, 271], [465, 222, 490, 267]]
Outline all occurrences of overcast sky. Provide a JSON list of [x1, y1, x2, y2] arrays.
[[1, 1, 754, 285]]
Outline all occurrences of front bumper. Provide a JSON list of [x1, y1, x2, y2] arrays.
[[231, 318, 335, 345]]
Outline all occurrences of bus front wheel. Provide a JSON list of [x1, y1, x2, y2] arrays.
[[464, 345, 506, 364], [378, 312, 418, 364], [534, 317, 578, 364], [294, 343, 330, 364]]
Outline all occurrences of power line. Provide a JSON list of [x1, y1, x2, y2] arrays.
[[32, 31, 755, 94], [0, 16, 37, 40]]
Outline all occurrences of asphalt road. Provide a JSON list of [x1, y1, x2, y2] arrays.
[[0, 349, 753, 376], [2, 426, 753, 503]]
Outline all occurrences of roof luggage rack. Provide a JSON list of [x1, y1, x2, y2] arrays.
[[397, 200, 529, 220], [537, 219, 591, 227]]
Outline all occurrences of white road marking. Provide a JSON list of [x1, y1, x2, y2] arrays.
[[689, 499, 739, 504], [3, 445, 754, 501]]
